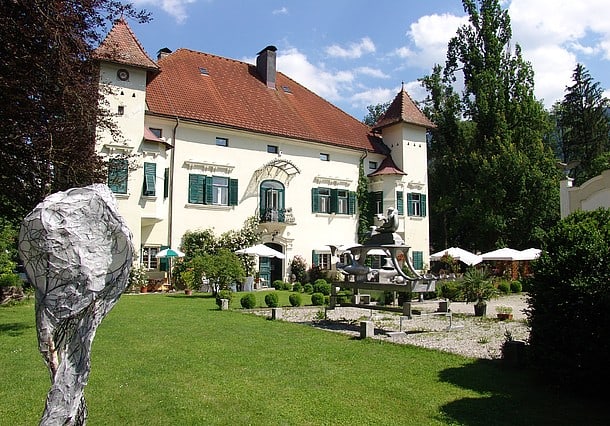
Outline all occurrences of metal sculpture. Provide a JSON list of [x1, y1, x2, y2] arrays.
[[18, 184, 133, 425]]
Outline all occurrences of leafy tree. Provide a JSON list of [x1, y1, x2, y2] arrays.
[[0, 1, 149, 225], [558, 63, 610, 185], [0, 221, 18, 275], [528, 209, 610, 390], [421, 0, 560, 251], [195, 249, 245, 293], [362, 101, 390, 126]]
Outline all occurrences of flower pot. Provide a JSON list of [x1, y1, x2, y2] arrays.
[[474, 302, 487, 317], [140, 286, 148, 293], [497, 313, 513, 320], [185, 289, 193, 296]]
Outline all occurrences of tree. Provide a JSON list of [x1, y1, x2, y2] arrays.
[[528, 209, 610, 390], [421, 0, 560, 251], [558, 63, 610, 185], [0, 1, 149, 225], [195, 249, 245, 293], [362, 101, 390, 126]]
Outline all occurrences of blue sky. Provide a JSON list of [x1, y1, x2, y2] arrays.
[[128, 0, 610, 120]]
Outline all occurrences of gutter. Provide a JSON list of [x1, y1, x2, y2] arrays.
[[167, 117, 179, 247]]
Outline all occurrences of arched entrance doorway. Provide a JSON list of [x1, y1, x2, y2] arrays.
[[258, 242, 283, 285]]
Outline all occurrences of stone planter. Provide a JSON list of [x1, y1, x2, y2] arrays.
[[474, 302, 487, 317]]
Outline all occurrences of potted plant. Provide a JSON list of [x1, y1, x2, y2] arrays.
[[129, 264, 149, 293], [459, 268, 498, 316], [180, 269, 196, 295], [496, 305, 513, 320]]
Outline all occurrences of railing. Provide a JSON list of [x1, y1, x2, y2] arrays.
[[260, 207, 295, 224]]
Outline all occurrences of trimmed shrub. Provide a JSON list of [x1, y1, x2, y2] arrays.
[[510, 280, 522, 293], [288, 293, 302, 307], [216, 289, 233, 308], [313, 279, 331, 295], [303, 283, 313, 294], [240, 293, 257, 309], [0, 273, 22, 287], [437, 279, 461, 301], [497, 280, 511, 294], [336, 290, 352, 305], [292, 282, 303, 292], [264, 292, 280, 308], [311, 292, 325, 306], [528, 209, 610, 391]]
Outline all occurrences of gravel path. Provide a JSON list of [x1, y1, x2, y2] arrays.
[[251, 294, 530, 360]]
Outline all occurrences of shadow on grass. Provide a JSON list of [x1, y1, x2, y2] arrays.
[[0, 322, 33, 337], [438, 359, 607, 425]]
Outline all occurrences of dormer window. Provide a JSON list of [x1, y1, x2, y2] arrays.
[[199, 67, 209, 75]]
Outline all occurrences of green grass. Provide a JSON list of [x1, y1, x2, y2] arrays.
[[1, 293, 606, 425]]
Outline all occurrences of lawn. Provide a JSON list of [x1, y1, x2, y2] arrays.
[[0, 293, 606, 425]]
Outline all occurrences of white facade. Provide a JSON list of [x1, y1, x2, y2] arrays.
[[560, 170, 610, 218], [95, 36, 432, 283]]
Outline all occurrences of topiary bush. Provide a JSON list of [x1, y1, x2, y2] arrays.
[[264, 292, 280, 308], [303, 283, 313, 294], [510, 280, 522, 293], [313, 279, 331, 295], [240, 293, 257, 309], [528, 209, 610, 391], [288, 293, 302, 307], [497, 280, 511, 294], [216, 289, 233, 308], [272, 280, 284, 290], [311, 292, 325, 306], [292, 282, 303, 292]]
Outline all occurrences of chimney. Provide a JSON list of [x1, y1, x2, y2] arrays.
[[256, 45, 277, 89], [156, 47, 172, 60]]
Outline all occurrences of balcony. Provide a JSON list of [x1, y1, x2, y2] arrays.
[[260, 207, 296, 225]]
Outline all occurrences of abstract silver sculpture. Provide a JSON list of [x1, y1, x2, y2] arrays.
[[18, 184, 133, 426]]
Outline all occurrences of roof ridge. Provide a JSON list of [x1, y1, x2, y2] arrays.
[[95, 18, 158, 71]]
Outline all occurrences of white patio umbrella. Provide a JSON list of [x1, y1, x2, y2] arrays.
[[480, 247, 522, 261], [430, 247, 482, 266], [517, 248, 541, 261], [155, 247, 185, 286], [235, 244, 285, 259]]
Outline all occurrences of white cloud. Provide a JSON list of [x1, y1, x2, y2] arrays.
[[276, 48, 354, 101], [350, 87, 397, 112], [132, 0, 197, 23], [402, 13, 468, 69], [325, 37, 376, 59], [355, 67, 389, 79], [272, 7, 288, 15]]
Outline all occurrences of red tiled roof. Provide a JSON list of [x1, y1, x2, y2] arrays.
[[94, 18, 159, 71], [368, 156, 406, 176], [373, 87, 435, 130], [145, 48, 384, 152]]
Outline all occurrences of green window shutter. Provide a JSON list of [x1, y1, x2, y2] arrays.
[[348, 191, 356, 215], [311, 188, 319, 213], [312, 250, 319, 266], [330, 188, 338, 214], [412, 251, 423, 270], [396, 191, 404, 215], [108, 158, 128, 194], [143, 162, 156, 196], [188, 174, 204, 204], [407, 193, 414, 216], [420, 194, 427, 217], [369, 191, 383, 220], [159, 245, 169, 271], [229, 178, 239, 206], [204, 176, 213, 204], [163, 168, 169, 198]]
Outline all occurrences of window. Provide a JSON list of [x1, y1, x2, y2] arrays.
[[117, 105, 125, 115], [188, 174, 238, 206], [319, 153, 329, 161], [412, 251, 424, 270], [267, 145, 278, 154], [407, 193, 427, 217], [215, 137, 228, 147], [396, 191, 404, 215], [143, 162, 156, 196], [142, 246, 159, 269], [150, 128, 162, 138], [368, 160, 378, 170], [312, 252, 331, 270], [312, 188, 356, 215], [260, 180, 285, 222], [370, 191, 383, 216], [108, 158, 128, 194], [164, 168, 169, 198]]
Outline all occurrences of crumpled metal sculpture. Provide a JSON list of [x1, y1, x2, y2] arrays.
[[18, 184, 133, 426]]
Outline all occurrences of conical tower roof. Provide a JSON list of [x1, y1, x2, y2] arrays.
[[373, 86, 435, 130], [94, 18, 159, 71]]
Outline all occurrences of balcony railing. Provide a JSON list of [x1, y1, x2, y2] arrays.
[[260, 207, 295, 224]]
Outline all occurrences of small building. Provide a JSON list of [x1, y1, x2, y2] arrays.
[[94, 19, 435, 284], [560, 170, 610, 218]]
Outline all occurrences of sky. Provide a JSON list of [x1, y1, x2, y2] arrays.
[[127, 0, 610, 121]]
